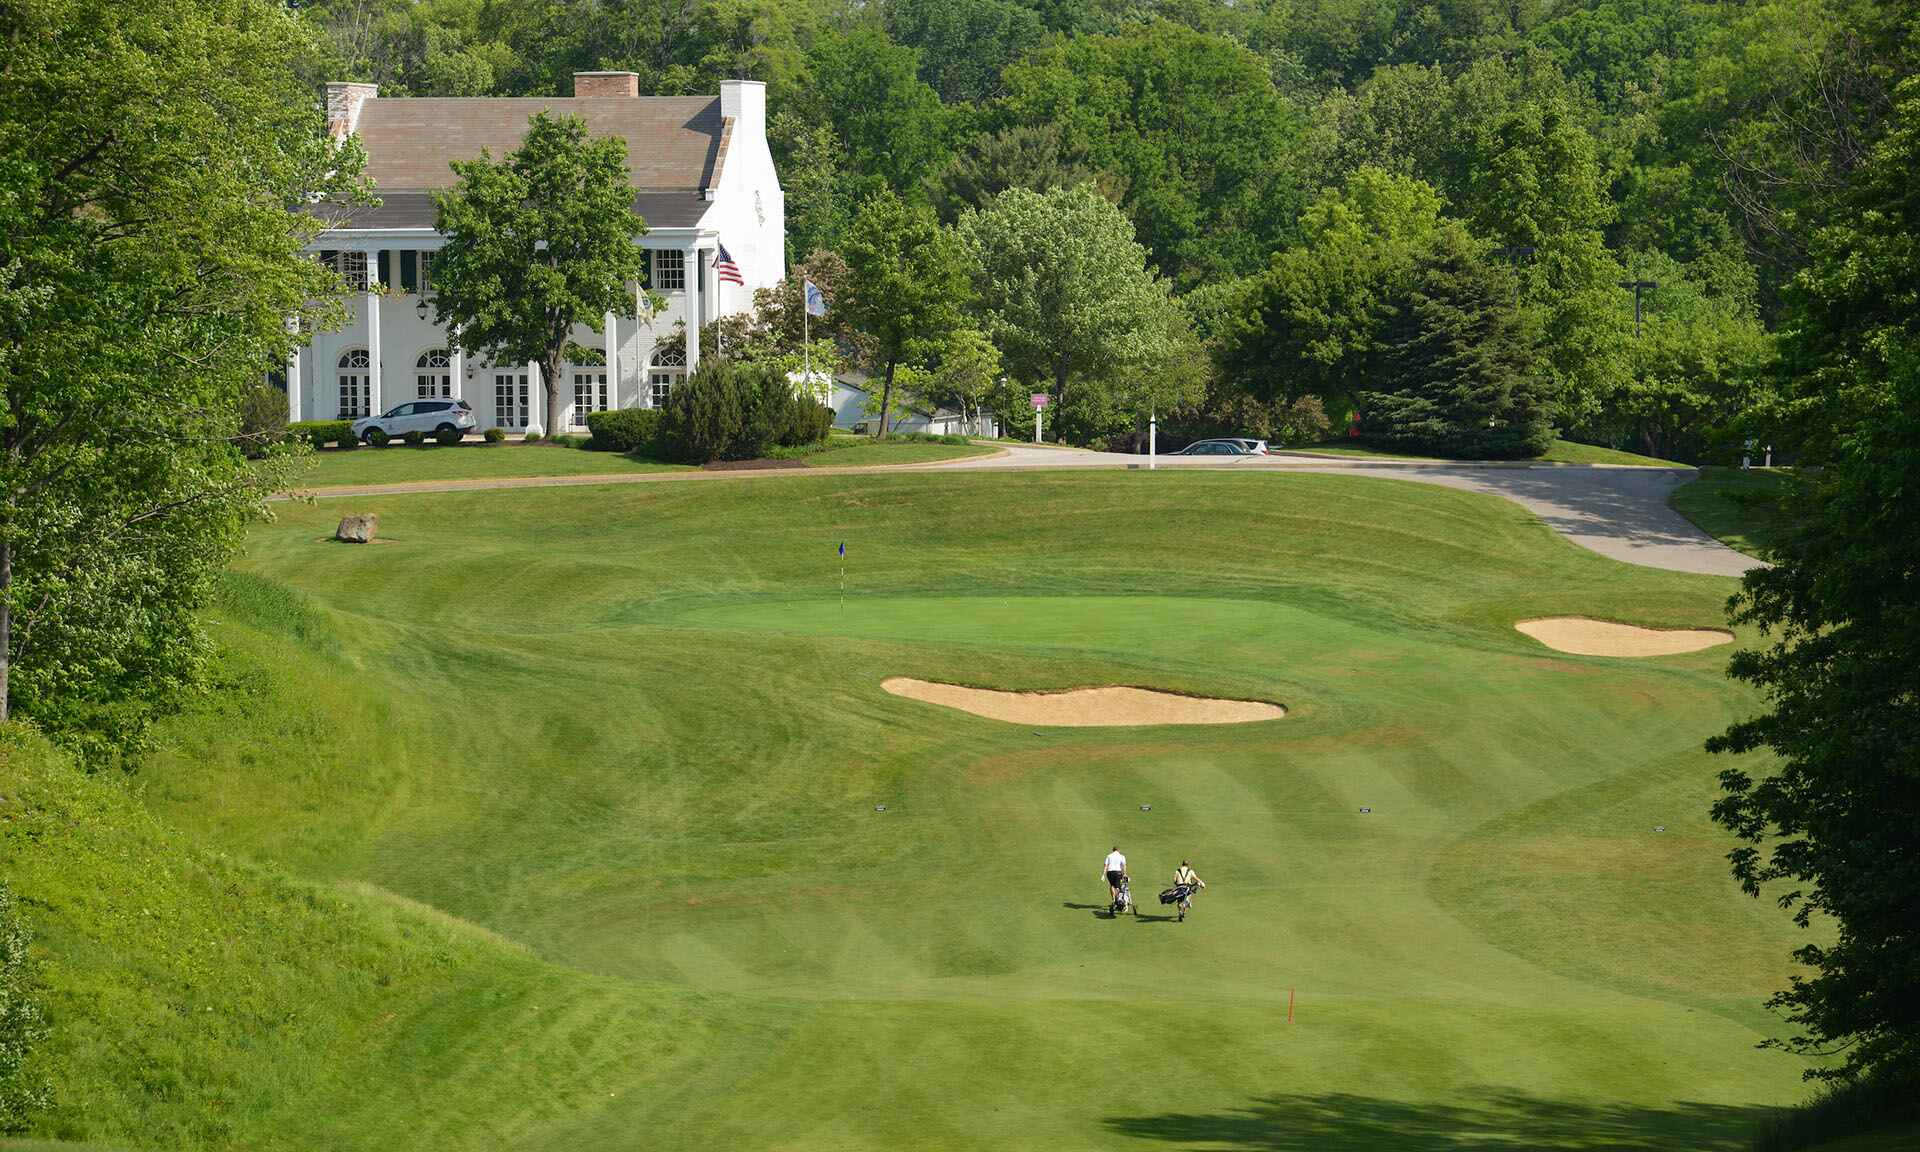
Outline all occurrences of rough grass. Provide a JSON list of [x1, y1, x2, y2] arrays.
[[1283, 438, 1682, 466], [8, 470, 1821, 1149], [1669, 466, 1797, 557]]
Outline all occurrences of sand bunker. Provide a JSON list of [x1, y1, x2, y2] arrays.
[[881, 678, 1285, 727], [1516, 617, 1732, 657]]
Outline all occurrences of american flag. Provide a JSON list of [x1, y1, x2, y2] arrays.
[[715, 244, 745, 286]]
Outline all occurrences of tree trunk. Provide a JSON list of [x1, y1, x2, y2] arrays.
[[878, 359, 896, 439]]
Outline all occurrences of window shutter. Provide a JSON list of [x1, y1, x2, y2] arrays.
[[400, 251, 418, 292], [640, 250, 652, 288], [320, 250, 337, 271], [377, 250, 391, 287]]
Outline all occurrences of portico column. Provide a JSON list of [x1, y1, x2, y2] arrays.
[[525, 360, 546, 437], [449, 322, 465, 402], [364, 247, 383, 417], [285, 316, 302, 423], [604, 310, 620, 409], [684, 244, 701, 373]]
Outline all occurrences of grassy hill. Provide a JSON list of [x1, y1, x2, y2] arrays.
[[6, 470, 1820, 1148]]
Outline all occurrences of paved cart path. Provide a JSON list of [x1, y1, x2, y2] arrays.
[[288, 443, 1761, 577]]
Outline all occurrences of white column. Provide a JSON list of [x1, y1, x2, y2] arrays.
[[604, 310, 620, 409], [525, 360, 545, 437], [684, 244, 702, 373], [450, 342, 465, 402], [364, 247, 383, 417], [285, 315, 302, 423]]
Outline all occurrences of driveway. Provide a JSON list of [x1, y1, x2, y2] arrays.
[[294, 443, 1762, 578]]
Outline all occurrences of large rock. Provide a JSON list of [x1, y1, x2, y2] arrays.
[[335, 513, 378, 544]]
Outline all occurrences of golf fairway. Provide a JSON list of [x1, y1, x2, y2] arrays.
[[19, 470, 1816, 1149]]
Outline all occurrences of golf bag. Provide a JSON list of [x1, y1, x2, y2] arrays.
[[1159, 884, 1195, 906], [1110, 875, 1133, 915]]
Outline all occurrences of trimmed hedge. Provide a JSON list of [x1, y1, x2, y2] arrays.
[[585, 408, 662, 453], [289, 419, 355, 449]]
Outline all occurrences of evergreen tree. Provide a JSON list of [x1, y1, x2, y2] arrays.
[[1361, 227, 1552, 458]]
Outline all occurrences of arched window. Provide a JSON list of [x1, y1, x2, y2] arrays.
[[647, 345, 685, 409], [337, 348, 370, 417], [415, 348, 452, 398]]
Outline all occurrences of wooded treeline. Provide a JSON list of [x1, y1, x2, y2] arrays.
[[301, 0, 1900, 457]]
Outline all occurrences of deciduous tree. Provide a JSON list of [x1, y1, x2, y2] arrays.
[[0, 0, 355, 758], [431, 112, 644, 434], [959, 184, 1200, 442], [838, 191, 971, 437], [1707, 74, 1920, 1086]]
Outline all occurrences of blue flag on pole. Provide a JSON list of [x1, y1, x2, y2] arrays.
[[837, 541, 845, 557], [805, 279, 829, 318]]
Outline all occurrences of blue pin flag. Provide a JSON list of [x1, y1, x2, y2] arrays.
[[837, 541, 845, 558]]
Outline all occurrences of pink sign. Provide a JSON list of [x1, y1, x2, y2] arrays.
[[1031, 393, 1050, 409]]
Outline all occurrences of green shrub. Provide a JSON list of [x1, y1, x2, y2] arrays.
[[585, 408, 662, 454], [549, 433, 591, 449], [658, 361, 832, 462], [0, 880, 50, 1133], [238, 381, 288, 457], [482, 427, 506, 443], [659, 359, 747, 462], [778, 399, 834, 448], [523, 429, 542, 443], [403, 429, 426, 447], [289, 420, 354, 449], [365, 427, 391, 447], [434, 425, 464, 446]]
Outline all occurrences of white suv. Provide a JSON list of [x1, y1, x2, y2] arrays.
[[354, 398, 477, 445]]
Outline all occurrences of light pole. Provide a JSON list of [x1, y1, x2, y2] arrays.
[[1618, 279, 1658, 337]]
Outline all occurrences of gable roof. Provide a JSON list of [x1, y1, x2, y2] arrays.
[[322, 95, 725, 231], [358, 96, 725, 191]]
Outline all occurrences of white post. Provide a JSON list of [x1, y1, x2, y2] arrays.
[[1150, 409, 1157, 469], [684, 245, 702, 373], [450, 342, 465, 402], [364, 247, 383, 418], [525, 361, 545, 437], [604, 310, 620, 409], [1035, 404, 1042, 444]]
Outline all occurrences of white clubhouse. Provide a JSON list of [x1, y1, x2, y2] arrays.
[[291, 72, 784, 435]]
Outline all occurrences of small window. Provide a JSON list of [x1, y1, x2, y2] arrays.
[[653, 249, 685, 291], [571, 370, 608, 429], [339, 251, 369, 292]]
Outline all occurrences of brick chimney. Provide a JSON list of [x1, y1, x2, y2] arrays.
[[325, 82, 379, 140], [574, 71, 639, 98]]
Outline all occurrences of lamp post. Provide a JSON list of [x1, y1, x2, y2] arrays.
[[1618, 279, 1658, 337]]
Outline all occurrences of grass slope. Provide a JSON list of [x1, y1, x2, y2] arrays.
[[1669, 467, 1796, 557], [13, 471, 1817, 1148]]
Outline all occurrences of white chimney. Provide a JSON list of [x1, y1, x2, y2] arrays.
[[720, 80, 766, 140], [325, 82, 379, 140]]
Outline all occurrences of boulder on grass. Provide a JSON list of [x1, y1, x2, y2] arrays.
[[335, 513, 378, 544]]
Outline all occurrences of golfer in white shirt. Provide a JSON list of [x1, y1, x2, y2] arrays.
[[1101, 846, 1127, 904]]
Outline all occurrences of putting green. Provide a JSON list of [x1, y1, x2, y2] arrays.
[[19, 471, 1816, 1149]]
